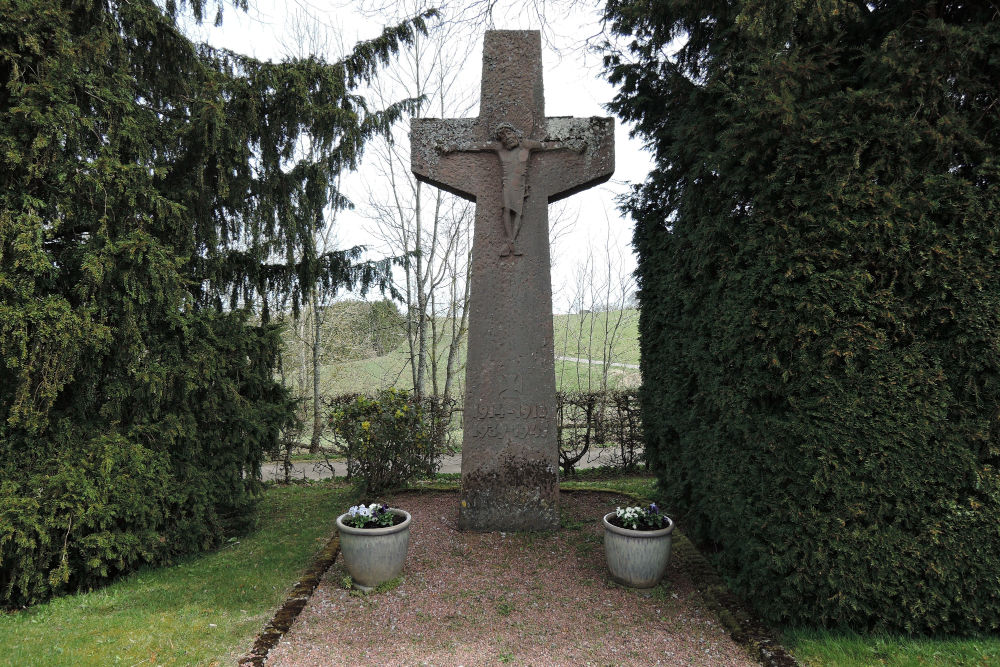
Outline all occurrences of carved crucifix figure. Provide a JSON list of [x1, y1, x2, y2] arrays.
[[442, 122, 586, 256], [411, 30, 614, 531]]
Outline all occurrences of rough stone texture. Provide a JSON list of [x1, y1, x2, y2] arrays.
[[410, 30, 614, 531]]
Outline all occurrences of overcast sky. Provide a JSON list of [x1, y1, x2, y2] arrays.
[[180, 0, 652, 312]]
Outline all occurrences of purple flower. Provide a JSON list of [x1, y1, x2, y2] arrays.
[[649, 503, 659, 514]]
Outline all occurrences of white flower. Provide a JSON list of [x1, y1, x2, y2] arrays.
[[616, 505, 647, 528]]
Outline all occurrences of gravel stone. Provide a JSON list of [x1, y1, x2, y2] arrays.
[[266, 491, 757, 666]]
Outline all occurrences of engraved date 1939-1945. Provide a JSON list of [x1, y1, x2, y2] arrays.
[[471, 420, 545, 439]]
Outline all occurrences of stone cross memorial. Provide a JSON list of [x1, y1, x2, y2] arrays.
[[411, 30, 614, 530]]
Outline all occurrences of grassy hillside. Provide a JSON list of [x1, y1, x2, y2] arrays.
[[295, 308, 640, 399], [553, 309, 640, 367]]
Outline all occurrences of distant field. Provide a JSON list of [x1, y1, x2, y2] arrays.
[[313, 309, 640, 399], [555, 358, 640, 394], [281, 309, 640, 403], [553, 309, 640, 367]]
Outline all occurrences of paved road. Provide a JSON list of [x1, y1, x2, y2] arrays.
[[262, 446, 629, 482], [556, 356, 639, 370]]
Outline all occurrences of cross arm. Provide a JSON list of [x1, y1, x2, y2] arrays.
[[410, 118, 485, 202], [522, 138, 587, 153], [535, 117, 615, 203], [442, 141, 498, 154]]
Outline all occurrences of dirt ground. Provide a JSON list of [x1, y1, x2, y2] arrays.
[[264, 491, 757, 666]]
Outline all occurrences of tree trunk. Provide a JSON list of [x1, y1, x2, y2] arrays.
[[414, 180, 428, 399], [309, 294, 323, 454]]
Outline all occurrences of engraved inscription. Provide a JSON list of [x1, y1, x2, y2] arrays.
[[471, 420, 545, 439], [475, 403, 548, 419], [471, 402, 550, 439]]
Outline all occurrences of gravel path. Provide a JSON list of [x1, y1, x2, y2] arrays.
[[265, 491, 756, 666]]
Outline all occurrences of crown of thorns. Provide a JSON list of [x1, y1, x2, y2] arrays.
[[494, 123, 522, 139]]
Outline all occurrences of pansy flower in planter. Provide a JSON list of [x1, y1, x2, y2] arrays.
[[610, 503, 670, 531], [344, 502, 403, 528], [602, 501, 674, 588], [337, 503, 412, 590]]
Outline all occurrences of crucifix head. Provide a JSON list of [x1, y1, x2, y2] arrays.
[[494, 122, 522, 150]]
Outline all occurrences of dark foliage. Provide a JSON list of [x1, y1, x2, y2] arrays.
[[0, 0, 435, 607], [605, 0, 1000, 633], [557, 390, 643, 474]]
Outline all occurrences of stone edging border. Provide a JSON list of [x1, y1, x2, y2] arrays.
[[238, 482, 799, 667], [237, 534, 341, 666], [559, 485, 800, 667]]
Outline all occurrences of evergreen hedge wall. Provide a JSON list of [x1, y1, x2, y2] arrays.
[[605, 0, 1000, 632], [1, 0, 430, 607], [0, 312, 288, 607]]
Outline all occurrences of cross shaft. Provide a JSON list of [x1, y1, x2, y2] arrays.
[[410, 30, 614, 531]]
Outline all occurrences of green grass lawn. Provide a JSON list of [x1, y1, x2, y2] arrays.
[[5, 473, 996, 667], [0, 482, 357, 666], [784, 629, 1000, 666], [411, 472, 659, 502], [560, 475, 658, 501]]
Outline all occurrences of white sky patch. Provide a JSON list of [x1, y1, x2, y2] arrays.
[[176, 0, 653, 313]]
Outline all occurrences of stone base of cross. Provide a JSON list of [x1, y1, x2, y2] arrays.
[[411, 30, 614, 531]]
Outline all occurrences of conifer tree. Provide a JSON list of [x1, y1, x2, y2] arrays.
[[605, 0, 1000, 632], [0, 0, 435, 606]]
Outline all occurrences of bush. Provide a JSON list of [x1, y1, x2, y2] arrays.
[[608, 1, 1000, 633], [329, 389, 438, 494], [1, 436, 171, 605], [0, 311, 291, 609], [557, 390, 643, 475]]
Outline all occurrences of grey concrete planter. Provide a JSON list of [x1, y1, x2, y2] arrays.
[[602, 512, 674, 588], [336, 509, 411, 590]]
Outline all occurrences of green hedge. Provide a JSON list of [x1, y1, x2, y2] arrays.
[[606, 1, 1000, 633], [0, 311, 289, 608], [1, 0, 428, 608]]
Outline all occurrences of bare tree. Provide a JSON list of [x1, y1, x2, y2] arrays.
[[278, 10, 351, 453], [552, 209, 637, 473], [338, 0, 605, 50], [362, 4, 477, 405], [556, 210, 637, 394]]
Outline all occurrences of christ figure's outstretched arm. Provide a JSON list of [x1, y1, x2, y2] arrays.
[[435, 136, 587, 257]]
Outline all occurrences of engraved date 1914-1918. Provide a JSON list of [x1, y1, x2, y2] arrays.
[[476, 403, 548, 419]]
